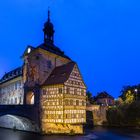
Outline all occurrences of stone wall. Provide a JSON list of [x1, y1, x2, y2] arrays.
[[23, 48, 70, 87], [86, 105, 108, 126]]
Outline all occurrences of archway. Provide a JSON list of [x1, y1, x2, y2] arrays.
[[26, 91, 34, 105], [0, 115, 39, 132]]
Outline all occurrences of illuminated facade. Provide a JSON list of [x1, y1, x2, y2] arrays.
[[0, 67, 24, 105], [0, 11, 86, 134], [41, 62, 86, 133]]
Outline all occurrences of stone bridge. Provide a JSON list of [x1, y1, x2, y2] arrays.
[[0, 105, 40, 132]]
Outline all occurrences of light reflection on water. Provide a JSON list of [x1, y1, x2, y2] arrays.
[[0, 127, 140, 140]]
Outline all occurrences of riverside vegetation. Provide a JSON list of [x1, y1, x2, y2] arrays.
[[107, 84, 140, 127], [87, 84, 140, 127]]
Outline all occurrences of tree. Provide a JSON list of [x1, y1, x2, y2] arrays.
[[106, 101, 140, 127], [86, 91, 96, 105], [120, 84, 140, 102], [115, 98, 123, 106], [87, 91, 92, 99], [125, 90, 134, 104]]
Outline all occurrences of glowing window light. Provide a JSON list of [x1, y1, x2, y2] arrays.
[[27, 48, 31, 53]]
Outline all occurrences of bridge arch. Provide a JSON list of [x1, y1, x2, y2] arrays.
[[0, 114, 40, 132]]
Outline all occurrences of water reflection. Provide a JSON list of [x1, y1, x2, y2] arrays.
[[0, 127, 140, 140]]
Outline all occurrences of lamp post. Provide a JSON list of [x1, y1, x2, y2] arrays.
[[134, 89, 138, 101]]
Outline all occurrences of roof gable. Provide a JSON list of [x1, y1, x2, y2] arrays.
[[37, 43, 71, 60], [65, 64, 86, 88], [96, 92, 114, 99], [43, 62, 75, 86]]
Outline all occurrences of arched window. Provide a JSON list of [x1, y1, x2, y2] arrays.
[[26, 91, 34, 105]]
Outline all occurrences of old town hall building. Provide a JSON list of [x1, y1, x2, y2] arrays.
[[0, 11, 86, 134]]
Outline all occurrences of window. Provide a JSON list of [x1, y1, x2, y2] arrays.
[[11, 99, 13, 104], [50, 102, 52, 105], [15, 82, 18, 90], [72, 114, 75, 118], [58, 115, 62, 119], [47, 60, 52, 69], [59, 99, 62, 105], [74, 89, 77, 95], [76, 114, 79, 118], [7, 99, 9, 104], [70, 100, 73, 105], [65, 114, 68, 119], [67, 88, 70, 94], [18, 81, 21, 88], [59, 88, 62, 94], [65, 99, 70, 105], [19, 97, 22, 104], [15, 98, 17, 104], [82, 101, 85, 106], [76, 100, 79, 106], [81, 90, 84, 96]]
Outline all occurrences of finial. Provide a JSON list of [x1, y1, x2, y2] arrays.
[[48, 7, 50, 22]]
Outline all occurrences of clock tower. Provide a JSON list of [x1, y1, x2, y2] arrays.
[[22, 10, 71, 106]]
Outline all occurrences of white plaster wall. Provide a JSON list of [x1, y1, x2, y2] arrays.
[[0, 78, 24, 105]]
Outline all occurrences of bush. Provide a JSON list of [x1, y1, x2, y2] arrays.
[[106, 107, 124, 126], [106, 101, 140, 127]]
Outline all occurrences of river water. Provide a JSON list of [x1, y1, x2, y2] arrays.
[[0, 127, 140, 140]]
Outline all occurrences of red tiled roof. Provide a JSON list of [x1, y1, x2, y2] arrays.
[[43, 62, 76, 86]]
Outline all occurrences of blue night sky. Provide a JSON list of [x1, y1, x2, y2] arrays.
[[0, 0, 140, 98]]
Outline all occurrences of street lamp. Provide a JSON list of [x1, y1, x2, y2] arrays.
[[134, 89, 138, 92], [134, 89, 138, 101]]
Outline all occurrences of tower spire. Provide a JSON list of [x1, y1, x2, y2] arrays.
[[48, 8, 50, 22], [43, 9, 55, 44]]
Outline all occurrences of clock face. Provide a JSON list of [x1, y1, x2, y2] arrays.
[[27, 48, 31, 54]]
